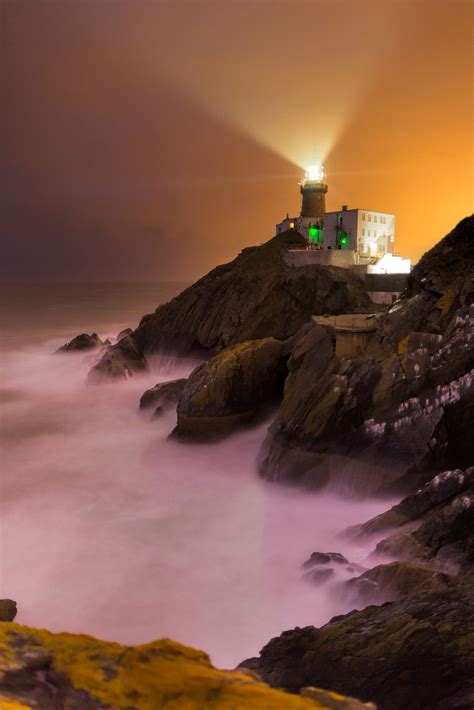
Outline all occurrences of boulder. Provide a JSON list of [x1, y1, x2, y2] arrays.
[[0, 623, 371, 710], [175, 337, 289, 438], [90, 229, 371, 379], [87, 335, 148, 382], [139, 378, 187, 415], [258, 217, 474, 494], [56, 333, 102, 353], [241, 574, 474, 710], [0, 600, 16, 622]]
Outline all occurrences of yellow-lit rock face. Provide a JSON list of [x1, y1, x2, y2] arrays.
[[0, 623, 374, 710]]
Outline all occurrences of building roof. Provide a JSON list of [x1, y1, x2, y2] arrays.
[[325, 208, 396, 216]]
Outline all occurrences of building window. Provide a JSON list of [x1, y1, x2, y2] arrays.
[[362, 213, 366, 221], [368, 214, 372, 222], [290, 222, 294, 228], [362, 228, 365, 236], [374, 215, 378, 222]]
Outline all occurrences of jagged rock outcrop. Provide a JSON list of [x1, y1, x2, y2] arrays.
[[347, 468, 474, 574], [139, 378, 187, 415], [352, 467, 473, 537], [89, 230, 371, 379], [56, 333, 102, 353], [241, 574, 474, 710], [0, 600, 16, 622], [88, 335, 148, 382], [176, 338, 289, 438], [259, 217, 474, 494], [0, 623, 374, 710]]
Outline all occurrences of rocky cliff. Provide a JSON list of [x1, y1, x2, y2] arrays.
[[258, 216, 474, 494], [89, 230, 371, 380]]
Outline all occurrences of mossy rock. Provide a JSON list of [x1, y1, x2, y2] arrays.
[[0, 623, 371, 709]]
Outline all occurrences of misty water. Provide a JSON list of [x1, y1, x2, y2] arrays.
[[1, 283, 393, 668]]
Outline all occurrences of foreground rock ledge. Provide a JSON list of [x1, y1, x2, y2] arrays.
[[0, 623, 375, 709]]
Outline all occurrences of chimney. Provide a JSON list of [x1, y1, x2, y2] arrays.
[[342, 204, 348, 211]]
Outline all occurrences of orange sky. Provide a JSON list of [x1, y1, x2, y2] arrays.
[[2, 0, 473, 281]]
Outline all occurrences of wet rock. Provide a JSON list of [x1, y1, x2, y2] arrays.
[[0, 623, 366, 710], [241, 574, 474, 710], [56, 333, 102, 353], [0, 600, 17, 622], [139, 378, 187, 414], [302, 552, 349, 569], [116, 327, 133, 341], [175, 337, 289, 438], [87, 335, 148, 382]]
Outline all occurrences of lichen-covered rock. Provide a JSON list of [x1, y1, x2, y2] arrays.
[[345, 561, 451, 604], [139, 378, 187, 414], [0, 624, 372, 710], [89, 230, 371, 379], [56, 333, 102, 353], [176, 338, 289, 438], [241, 574, 474, 710], [87, 335, 148, 382], [259, 217, 474, 494], [0, 600, 17, 622]]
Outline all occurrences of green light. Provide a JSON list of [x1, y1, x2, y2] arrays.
[[308, 225, 323, 244]]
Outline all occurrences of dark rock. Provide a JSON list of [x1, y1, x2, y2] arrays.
[[87, 335, 148, 382], [241, 574, 474, 710], [139, 379, 187, 414], [116, 327, 133, 341], [258, 217, 474, 494], [90, 229, 371, 379], [0, 599, 17, 622], [175, 337, 289, 438], [375, 489, 474, 573], [302, 552, 349, 569], [56, 333, 102, 353]]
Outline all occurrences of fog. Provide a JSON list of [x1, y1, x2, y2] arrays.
[[1, 290, 394, 668]]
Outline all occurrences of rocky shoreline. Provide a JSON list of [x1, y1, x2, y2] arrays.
[[6, 216, 471, 708]]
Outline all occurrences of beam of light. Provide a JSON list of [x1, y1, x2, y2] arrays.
[[134, 2, 405, 172]]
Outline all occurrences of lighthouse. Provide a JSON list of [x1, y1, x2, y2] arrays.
[[300, 165, 328, 220]]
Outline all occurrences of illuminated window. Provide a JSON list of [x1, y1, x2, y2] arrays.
[[290, 222, 294, 228]]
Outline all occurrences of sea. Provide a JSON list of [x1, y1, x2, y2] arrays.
[[0, 282, 392, 668]]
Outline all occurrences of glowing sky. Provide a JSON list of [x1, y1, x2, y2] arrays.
[[2, 0, 473, 281]]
